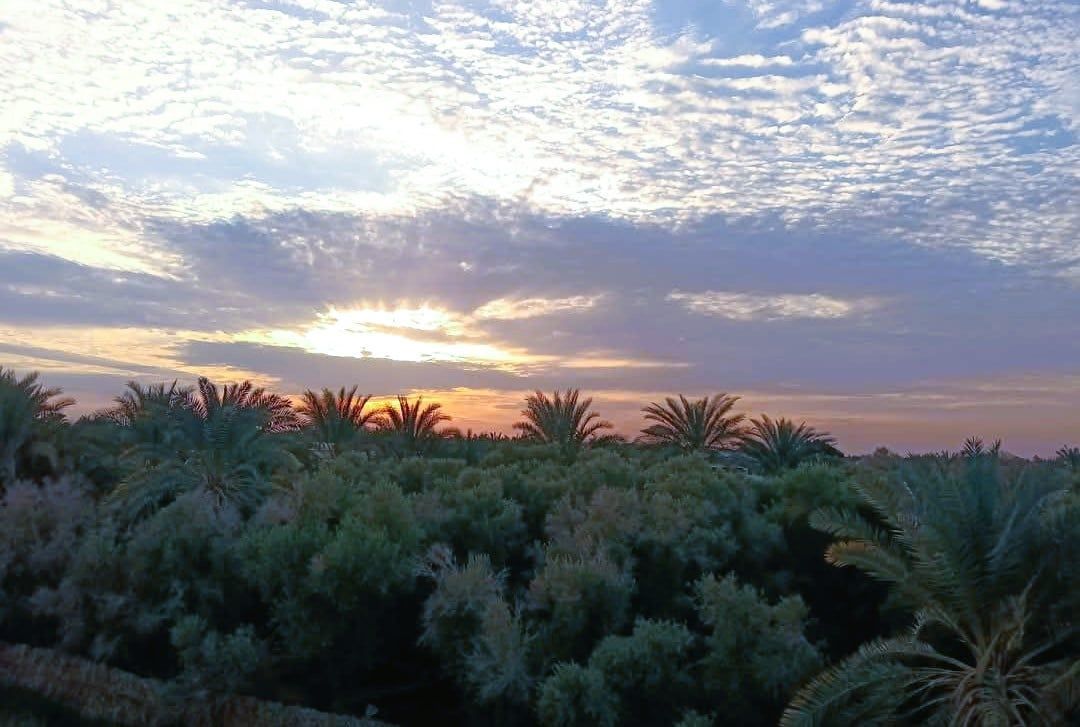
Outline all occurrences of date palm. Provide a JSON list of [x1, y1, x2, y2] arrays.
[[102, 380, 193, 427], [639, 394, 745, 452], [740, 415, 837, 474], [297, 386, 378, 456], [0, 367, 74, 484], [378, 395, 453, 456], [108, 405, 288, 521], [191, 377, 298, 432], [513, 389, 612, 453], [782, 459, 1078, 726]]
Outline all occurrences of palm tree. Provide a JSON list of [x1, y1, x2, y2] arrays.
[[191, 377, 298, 432], [296, 386, 378, 456], [378, 395, 453, 456], [782, 458, 1078, 725], [513, 389, 612, 453], [961, 436, 1002, 459], [1055, 446, 1079, 472], [101, 380, 193, 427], [740, 415, 837, 474], [108, 405, 288, 521], [638, 394, 745, 452], [0, 367, 74, 484]]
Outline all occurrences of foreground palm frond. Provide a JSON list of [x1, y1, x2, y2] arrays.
[[740, 414, 837, 473], [638, 393, 745, 452], [782, 459, 1079, 725], [513, 389, 612, 453]]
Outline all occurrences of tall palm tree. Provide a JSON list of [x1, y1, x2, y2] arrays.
[[108, 405, 288, 521], [296, 386, 378, 456], [513, 389, 612, 453], [0, 367, 75, 484], [378, 395, 453, 456], [102, 380, 193, 427], [191, 377, 298, 432], [782, 459, 1078, 725], [740, 415, 837, 474], [638, 393, 745, 452]]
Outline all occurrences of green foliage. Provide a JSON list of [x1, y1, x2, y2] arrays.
[[696, 574, 822, 710], [0, 478, 94, 632], [537, 578, 821, 726], [536, 662, 619, 727], [417, 468, 527, 568], [528, 550, 635, 666], [170, 615, 266, 696], [639, 393, 745, 453]]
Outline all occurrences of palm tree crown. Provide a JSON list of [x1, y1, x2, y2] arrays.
[[108, 404, 286, 521], [103, 380, 193, 427], [740, 415, 837, 473], [191, 377, 298, 432], [639, 393, 745, 452], [0, 367, 75, 420], [297, 386, 377, 455], [378, 396, 453, 455], [1054, 445, 1079, 471], [782, 459, 1078, 725], [0, 367, 75, 484], [513, 389, 612, 451]]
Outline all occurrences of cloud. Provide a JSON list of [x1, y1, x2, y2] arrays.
[[472, 294, 602, 321], [667, 291, 877, 321], [1, 0, 1076, 271]]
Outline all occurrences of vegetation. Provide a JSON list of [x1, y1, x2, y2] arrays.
[[0, 370, 1075, 726]]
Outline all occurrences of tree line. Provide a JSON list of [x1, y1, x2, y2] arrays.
[[0, 366, 1076, 725]]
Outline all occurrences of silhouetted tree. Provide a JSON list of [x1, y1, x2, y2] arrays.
[[639, 394, 745, 452], [740, 415, 837, 473], [514, 389, 612, 454]]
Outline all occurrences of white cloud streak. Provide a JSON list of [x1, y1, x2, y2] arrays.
[[667, 291, 877, 321]]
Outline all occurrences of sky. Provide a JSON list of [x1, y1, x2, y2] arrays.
[[1, 0, 1078, 455]]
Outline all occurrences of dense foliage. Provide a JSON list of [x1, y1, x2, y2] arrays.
[[0, 372, 1075, 726]]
